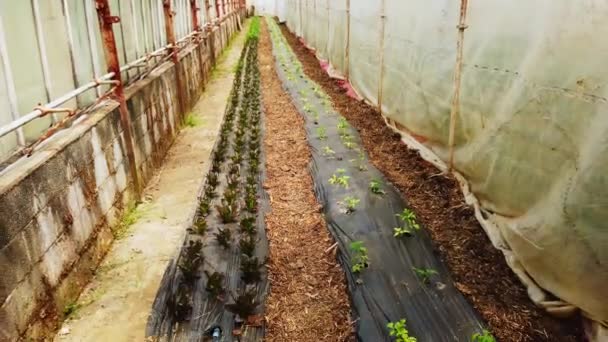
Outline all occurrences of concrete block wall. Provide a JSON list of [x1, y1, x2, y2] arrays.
[[0, 10, 245, 341]]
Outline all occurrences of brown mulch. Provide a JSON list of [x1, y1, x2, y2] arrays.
[[259, 21, 353, 341], [277, 22, 584, 342]]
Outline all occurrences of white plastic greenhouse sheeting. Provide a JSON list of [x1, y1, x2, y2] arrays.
[[261, 0, 608, 334]]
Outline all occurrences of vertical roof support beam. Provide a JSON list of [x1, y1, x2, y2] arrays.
[[94, 0, 141, 195]]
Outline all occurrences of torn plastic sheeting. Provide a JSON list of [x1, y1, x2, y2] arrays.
[[266, 17, 486, 341], [146, 33, 269, 341]]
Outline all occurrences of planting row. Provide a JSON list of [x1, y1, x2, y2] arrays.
[[147, 18, 267, 340], [265, 17, 490, 342]]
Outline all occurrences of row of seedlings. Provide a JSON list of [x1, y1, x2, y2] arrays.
[[169, 26, 252, 325], [227, 21, 265, 325], [265, 17, 472, 342]]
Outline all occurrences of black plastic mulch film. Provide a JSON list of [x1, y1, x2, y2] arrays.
[[266, 17, 486, 341], [146, 19, 269, 341]]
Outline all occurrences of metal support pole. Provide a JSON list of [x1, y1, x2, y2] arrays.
[[377, 0, 386, 116], [94, 0, 141, 195], [163, 0, 187, 121], [206, 0, 217, 65], [448, 0, 469, 171], [345, 0, 350, 80], [0, 13, 26, 147], [190, 0, 206, 89]]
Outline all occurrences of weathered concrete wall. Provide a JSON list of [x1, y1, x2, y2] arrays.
[[0, 10, 245, 341]]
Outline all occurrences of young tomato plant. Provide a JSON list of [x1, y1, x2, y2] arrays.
[[316, 126, 328, 140], [342, 196, 360, 213], [394, 208, 420, 237], [471, 330, 496, 342], [413, 267, 438, 284], [322, 146, 335, 157], [329, 168, 350, 188], [350, 240, 369, 273], [387, 319, 417, 342], [369, 179, 385, 195]]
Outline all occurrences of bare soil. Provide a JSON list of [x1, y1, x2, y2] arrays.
[[278, 22, 583, 342], [259, 21, 353, 341]]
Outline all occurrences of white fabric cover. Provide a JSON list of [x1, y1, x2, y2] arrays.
[[261, 0, 608, 330]]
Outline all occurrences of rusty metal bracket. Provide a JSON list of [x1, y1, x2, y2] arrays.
[[33, 105, 75, 118]]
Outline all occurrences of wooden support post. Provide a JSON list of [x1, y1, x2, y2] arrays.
[[448, 0, 469, 171], [94, 0, 141, 196], [163, 0, 187, 122], [377, 0, 386, 115]]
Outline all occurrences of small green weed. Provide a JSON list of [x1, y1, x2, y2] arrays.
[[471, 330, 496, 342], [387, 319, 417, 342], [350, 240, 369, 273], [413, 267, 438, 284], [112, 202, 142, 239], [185, 113, 200, 127]]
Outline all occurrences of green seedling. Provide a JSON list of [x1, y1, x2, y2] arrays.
[[322, 146, 335, 157], [303, 103, 313, 113], [206, 172, 219, 188], [226, 173, 240, 192], [344, 141, 357, 150], [199, 197, 211, 216], [193, 217, 207, 235], [395, 208, 421, 233], [350, 240, 369, 273], [245, 192, 258, 214], [225, 288, 258, 319], [204, 271, 225, 299], [204, 184, 217, 199], [329, 169, 350, 188], [249, 159, 260, 174], [393, 226, 413, 238], [316, 126, 327, 140], [387, 319, 417, 342], [178, 240, 204, 283], [211, 157, 222, 173], [240, 216, 257, 235], [413, 267, 438, 284], [216, 199, 238, 223], [228, 162, 240, 176], [222, 188, 238, 205], [240, 256, 263, 284], [471, 330, 496, 342], [369, 179, 385, 195], [171, 283, 192, 322], [231, 151, 243, 164], [342, 196, 360, 213], [337, 117, 349, 130], [239, 235, 257, 257], [215, 227, 232, 249]]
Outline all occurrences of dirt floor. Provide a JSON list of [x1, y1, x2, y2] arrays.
[[52, 24, 249, 342], [259, 22, 352, 341], [277, 22, 583, 342]]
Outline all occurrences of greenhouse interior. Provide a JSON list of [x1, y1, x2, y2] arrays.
[[0, 0, 605, 341]]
